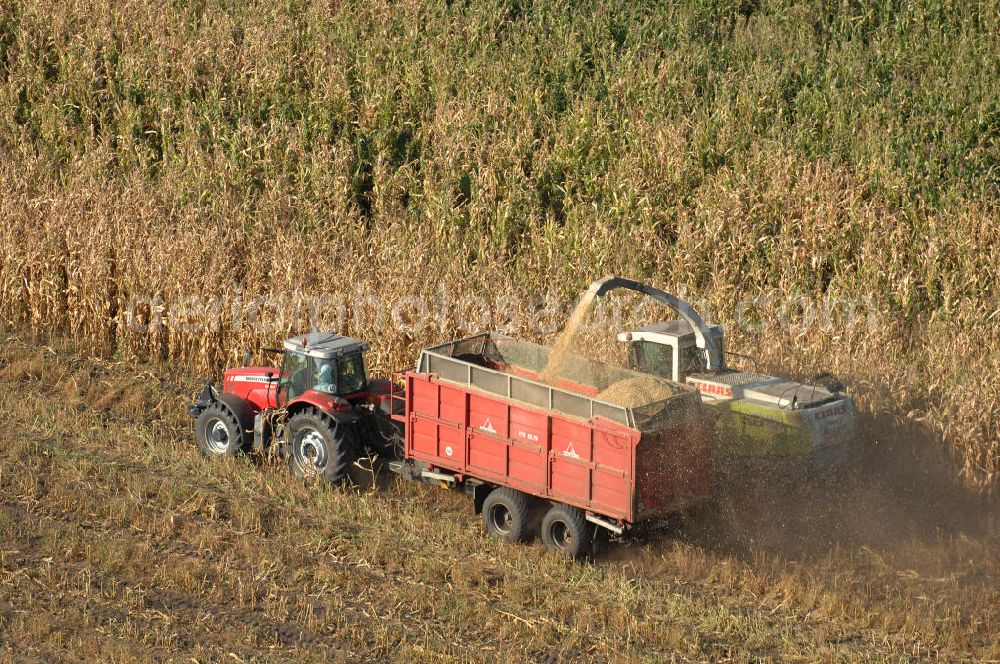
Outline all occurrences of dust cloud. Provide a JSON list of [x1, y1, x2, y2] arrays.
[[608, 413, 999, 583]]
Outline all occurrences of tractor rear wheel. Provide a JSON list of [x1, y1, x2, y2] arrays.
[[541, 504, 592, 559], [195, 404, 247, 457], [286, 408, 356, 484], [482, 487, 531, 543]]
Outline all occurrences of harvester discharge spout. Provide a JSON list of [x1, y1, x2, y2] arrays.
[[587, 276, 725, 373]]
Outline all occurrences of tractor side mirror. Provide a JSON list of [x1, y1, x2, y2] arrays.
[[265, 371, 277, 405], [243, 350, 252, 367]]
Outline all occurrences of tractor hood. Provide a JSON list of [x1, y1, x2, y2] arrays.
[[223, 366, 280, 385], [685, 371, 839, 409], [221, 366, 280, 411]]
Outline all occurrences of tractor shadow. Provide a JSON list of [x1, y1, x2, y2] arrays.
[[346, 454, 402, 493]]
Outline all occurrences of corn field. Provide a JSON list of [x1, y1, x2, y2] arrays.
[[0, 0, 997, 489]]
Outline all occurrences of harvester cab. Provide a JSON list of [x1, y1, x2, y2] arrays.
[[621, 320, 726, 384], [586, 277, 857, 474]]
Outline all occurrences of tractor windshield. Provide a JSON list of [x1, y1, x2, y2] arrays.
[[680, 344, 708, 379], [279, 351, 312, 403], [336, 353, 366, 395], [280, 351, 366, 401]]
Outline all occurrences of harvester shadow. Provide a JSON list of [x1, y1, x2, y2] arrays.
[[666, 411, 998, 565], [258, 415, 995, 567]]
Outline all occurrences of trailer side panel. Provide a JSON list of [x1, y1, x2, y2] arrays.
[[406, 372, 640, 523]]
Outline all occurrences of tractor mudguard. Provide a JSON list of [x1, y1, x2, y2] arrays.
[[286, 391, 360, 423], [286, 403, 360, 424], [216, 393, 257, 436]]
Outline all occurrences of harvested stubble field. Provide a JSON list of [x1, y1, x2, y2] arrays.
[[0, 332, 998, 661], [1, 0, 999, 660]]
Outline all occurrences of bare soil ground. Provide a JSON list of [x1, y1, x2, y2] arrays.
[[0, 331, 996, 662]]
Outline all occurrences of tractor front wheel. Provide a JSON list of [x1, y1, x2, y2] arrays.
[[286, 408, 356, 484], [195, 404, 247, 458]]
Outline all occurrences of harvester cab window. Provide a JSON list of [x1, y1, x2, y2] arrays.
[[336, 353, 366, 395], [680, 345, 707, 379], [631, 341, 674, 382], [278, 352, 310, 403]]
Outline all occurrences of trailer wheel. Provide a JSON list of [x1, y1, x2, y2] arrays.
[[541, 504, 592, 559], [482, 488, 531, 543], [287, 408, 356, 484], [195, 404, 246, 457]]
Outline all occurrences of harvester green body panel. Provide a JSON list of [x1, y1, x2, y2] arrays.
[[686, 371, 856, 471], [709, 399, 812, 458], [704, 395, 855, 469]]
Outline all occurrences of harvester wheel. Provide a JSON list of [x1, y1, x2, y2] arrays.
[[287, 408, 356, 484], [541, 504, 592, 559], [195, 404, 247, 458], [482, 487, 531, 543]]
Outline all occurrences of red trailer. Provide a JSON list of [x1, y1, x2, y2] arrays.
[[390, 333, 716, 557]]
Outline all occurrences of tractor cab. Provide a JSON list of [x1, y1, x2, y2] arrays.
[[617, 320, 726, 383], [278, 332, 370, 404]]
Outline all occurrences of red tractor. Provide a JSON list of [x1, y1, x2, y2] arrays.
[[187, 332, 399, 482]]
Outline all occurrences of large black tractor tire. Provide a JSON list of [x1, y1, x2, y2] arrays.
[[482, 487, 532, 543], [286, 408, 357, 484], [195, 403, 248, 458], [541, 503, 593, 560]]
